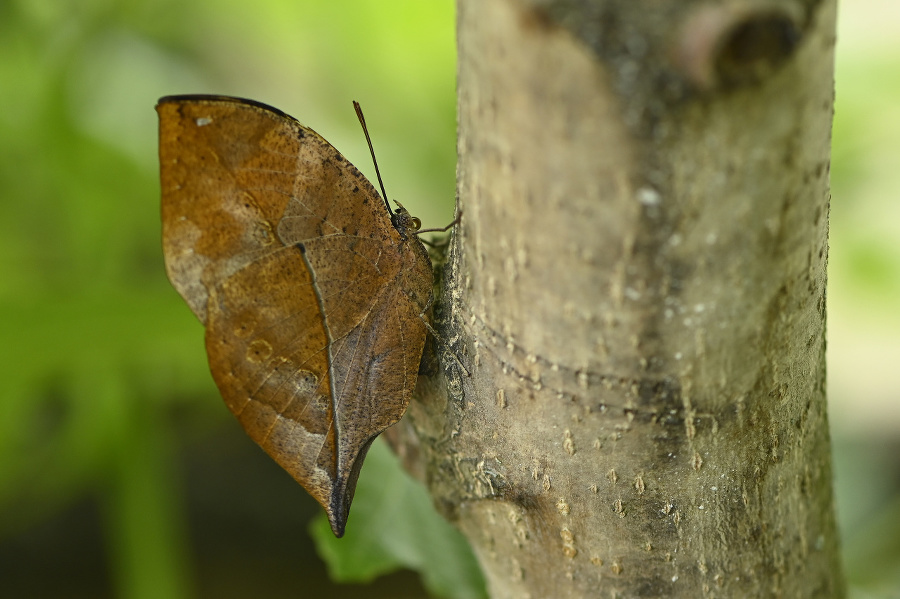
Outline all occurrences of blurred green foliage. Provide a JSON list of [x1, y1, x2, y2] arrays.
[[311, 440, 486, 599]]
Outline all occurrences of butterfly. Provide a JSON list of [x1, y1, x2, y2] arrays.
[[157, 95, 444, 536]]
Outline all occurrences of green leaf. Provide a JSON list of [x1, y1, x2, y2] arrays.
[[310, 438, 487, 599]]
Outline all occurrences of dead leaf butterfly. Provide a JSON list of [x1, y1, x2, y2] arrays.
[[157, 95, 447, 537]]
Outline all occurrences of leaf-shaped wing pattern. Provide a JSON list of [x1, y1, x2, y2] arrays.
[[158, 96, 432, 536]]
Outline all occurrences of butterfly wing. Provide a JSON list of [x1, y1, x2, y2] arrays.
[[157, 95, 431, 536]]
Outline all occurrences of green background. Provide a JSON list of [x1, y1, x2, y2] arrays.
[[0, 0, 898, 597]]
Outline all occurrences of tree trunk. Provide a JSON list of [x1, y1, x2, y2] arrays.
[[392, 0, 845, 596]]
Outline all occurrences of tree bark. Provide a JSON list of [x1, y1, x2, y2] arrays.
[[391, 0, 844, 596]]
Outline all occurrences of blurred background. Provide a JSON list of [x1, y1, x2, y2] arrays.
[[0, 0, 897, 597]]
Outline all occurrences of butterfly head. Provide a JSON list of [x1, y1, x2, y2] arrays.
[[390, 200, 422, 240]]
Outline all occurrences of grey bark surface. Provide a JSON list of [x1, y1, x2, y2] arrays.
[[391, 0, 845, 596]]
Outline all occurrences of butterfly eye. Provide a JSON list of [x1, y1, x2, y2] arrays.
[[410, 217, 421, 231]]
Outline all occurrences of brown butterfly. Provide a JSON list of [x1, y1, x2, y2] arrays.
[[157, 95, 444, 536]]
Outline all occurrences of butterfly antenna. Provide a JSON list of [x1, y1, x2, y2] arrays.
[[353, 101, 392, 216]]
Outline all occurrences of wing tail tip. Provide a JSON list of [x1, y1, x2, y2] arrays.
[[322, 435, 380, 538]]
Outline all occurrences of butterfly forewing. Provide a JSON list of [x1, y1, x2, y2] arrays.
[[157, 95, 432, 536]]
